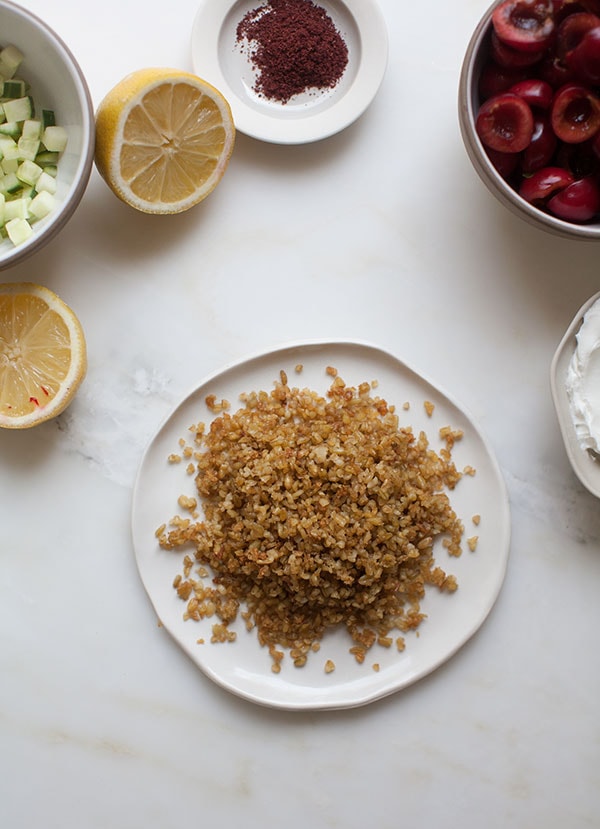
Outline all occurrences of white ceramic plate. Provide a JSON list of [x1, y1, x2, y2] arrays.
[[550, 292, 600, 499], [190, 0, 388, 144], [132, 341, 510, 710]]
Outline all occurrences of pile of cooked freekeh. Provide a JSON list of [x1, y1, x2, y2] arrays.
[[157, 369, 469, 672]]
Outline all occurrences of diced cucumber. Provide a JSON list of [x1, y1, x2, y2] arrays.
[[1, 157, 17, 174], [0, 46, 68, 246], [0, 121, 21, 138], [2, 171, 21, 194], [5, 196, 31, 221], [0, 136, 19, 161], [21, 119, 41, 140], [0, 45, 24, 80], [2, 79, 27, 99], [17, 136, 39, 161], [41, 164, 57, 179], [3, 95, 32, 122], [42, 109, 55, 129], [35, 150, 59, 167], [18, 136, 39, 160], [30, 190, 54, 219], [17, 159, 42, 186], [36, 170, 57, 194], [41, 125, 67, 152], [5, 216, 32, 245]]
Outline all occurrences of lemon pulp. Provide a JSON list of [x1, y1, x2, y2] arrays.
[[0, 283, 86, 428]]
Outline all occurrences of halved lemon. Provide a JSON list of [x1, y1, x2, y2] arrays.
[[0, 282, 87, 429], [94, 68, 236, 214]]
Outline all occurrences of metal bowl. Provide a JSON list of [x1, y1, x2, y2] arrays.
[[458, 0, 600, 241]]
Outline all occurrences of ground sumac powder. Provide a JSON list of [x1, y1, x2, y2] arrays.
[[236, 0, 349, 104]]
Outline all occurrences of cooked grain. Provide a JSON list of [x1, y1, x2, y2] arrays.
[[157, 371, 471, 670]]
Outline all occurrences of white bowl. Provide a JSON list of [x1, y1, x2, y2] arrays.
[[0, 0, 94, 269], [551, 291, 600, 499], [191, 0, 388, 144]]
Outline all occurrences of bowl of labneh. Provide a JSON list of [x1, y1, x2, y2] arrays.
[[551, 291, 600, 498]]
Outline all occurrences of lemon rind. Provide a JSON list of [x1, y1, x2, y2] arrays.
[[95, 68, 235, 215], [0, 282, 87, 429]]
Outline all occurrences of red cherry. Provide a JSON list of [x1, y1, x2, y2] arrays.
[[556, 12, 600, 60], [547, 175, 600, 218], [555, 139, 599, 175], [538, 54, 576, 87], [553, 0, 582, 18], [492, 0, 555, 53], [521, 114, 558, 171], [550, 82, 600, 141], [485, 146, 522, 178], [479, 61, 529, 97], [490, 31, 546, 67], [508, 78, 554, 107], [519, 166, 576, 202], [554, 0, 600, 23], [569, 25, 600, 80], [476, 93, 535, 152]]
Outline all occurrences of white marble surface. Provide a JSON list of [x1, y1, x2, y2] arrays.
[[1, 0, 599, 826]]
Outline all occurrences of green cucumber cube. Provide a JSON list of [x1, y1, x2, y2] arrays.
[[0, 46, 24, 80], [30, 190, 55, 219], [3, 95, 32, 122], [35, 151, 59, 167], [0, 121, 21, 138], [5, 216, 32, 245], [36, 170, 57, 194], [21, 119, 41, 140], [1, 171, 20, 193], [42, 109, 55, 129], [17, 159, 42, 185], [1, 157, 17, 174], [5, 196, 31, 221], [17, 136, 40, 161], [42, 125, 67, 152], [0, 136, 19, 161], [2, 78, 27, 99], [42, 164, 57, 178]]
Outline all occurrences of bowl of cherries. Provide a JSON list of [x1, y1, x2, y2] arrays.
[[459, 0, 600, 239]]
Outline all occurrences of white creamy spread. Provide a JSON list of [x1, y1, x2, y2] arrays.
[[566, 297, 600, 455]]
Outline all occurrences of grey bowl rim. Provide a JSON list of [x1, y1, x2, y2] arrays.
[[0, 0, 95, 270], [458, 0, 600, 241]]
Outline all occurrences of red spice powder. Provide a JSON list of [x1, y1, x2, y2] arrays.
[[236, 0, 349, 104]]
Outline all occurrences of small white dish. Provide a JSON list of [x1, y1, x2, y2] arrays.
[[131, 341, 510, 710], [190, 0, 388, 144], [551, 292, 600, 499]]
